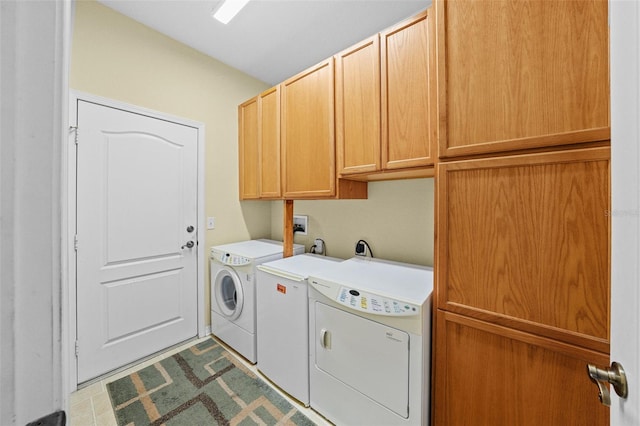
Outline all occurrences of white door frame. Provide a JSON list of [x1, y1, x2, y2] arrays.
[[610, 0, 640, 423], [67, 91, 207, 390]]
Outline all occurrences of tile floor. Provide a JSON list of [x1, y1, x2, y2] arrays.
[[68, 336, 332, 426]]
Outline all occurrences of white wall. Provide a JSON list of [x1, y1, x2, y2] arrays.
[[0, 0, 70, 424]]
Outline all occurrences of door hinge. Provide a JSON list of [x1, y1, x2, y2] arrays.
[[75, 340, 79, 358], [74, 234, 79, 251], [69, 126, 78, 145]]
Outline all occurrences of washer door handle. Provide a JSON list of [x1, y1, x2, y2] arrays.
[[320, 328, 331, 350]]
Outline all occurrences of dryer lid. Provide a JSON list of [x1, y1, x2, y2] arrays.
[[308, 256, 433, 304]]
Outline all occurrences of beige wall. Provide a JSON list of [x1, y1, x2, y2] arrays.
[[270, 179, 435, 266], [70, 0, 271, 320]]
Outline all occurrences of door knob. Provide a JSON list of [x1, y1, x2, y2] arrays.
[[181, 241, 195, 249], [186, 225, 194, 233], [587, 362, 628, 406]]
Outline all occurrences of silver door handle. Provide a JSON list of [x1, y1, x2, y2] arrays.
[[320, 328, 331, 349], [181, 241, 195, 249], [587, 362, 628, 406]]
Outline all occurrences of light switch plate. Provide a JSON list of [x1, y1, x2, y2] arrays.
[[207, 217, 215, 229]]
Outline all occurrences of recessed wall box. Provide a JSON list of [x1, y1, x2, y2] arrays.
[[293, 215, 308, 235]]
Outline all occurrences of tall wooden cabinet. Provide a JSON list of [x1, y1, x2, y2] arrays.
[[433, 0, 611, 424], [436, 0, 610, 158]]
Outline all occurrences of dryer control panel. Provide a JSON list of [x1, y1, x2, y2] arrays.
[[210, 249, 251, 266], [336, 286, 419, 317]]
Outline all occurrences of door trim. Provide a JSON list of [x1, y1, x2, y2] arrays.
[[67, 90, 206, 390]]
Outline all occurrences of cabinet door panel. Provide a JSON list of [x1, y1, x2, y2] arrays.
[[282, 59, 336, 198], [336, 35, 381, 175], [238, 97, 259, 200], [434, 311, 609, 426], [259, 86, 281, 198], [381, 10, 435, 169], [437, 147, 610, 351], [437, 0, 610, 157]]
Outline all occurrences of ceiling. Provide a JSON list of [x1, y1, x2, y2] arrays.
[[97, 0, 431, 85]]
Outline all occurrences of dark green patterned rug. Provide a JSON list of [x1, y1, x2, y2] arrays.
[[106, 337, 316, 425]]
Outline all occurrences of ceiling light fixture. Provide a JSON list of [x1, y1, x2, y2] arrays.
[[212, 0, 250, 24]]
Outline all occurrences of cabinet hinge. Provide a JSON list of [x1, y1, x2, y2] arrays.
[[69, 126, 78, 145], [75, 341, 79, 358], [74, 234, 78, 251]]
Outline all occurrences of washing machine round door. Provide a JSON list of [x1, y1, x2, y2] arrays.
[[213, 267, 244, 320]]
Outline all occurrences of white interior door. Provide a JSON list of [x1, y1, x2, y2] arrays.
[[610, 0, 640, 423], [75, 99, 198, 383]]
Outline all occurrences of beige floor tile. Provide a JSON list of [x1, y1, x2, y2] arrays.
[[92, 392, 113, 416], [69, 397, 92, 418], [94, 409, 118, 426], [69, 410, 94, 426]]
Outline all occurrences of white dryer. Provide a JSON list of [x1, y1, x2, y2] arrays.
[[210, 239, 303, 363], [308, 257, 433, 426]]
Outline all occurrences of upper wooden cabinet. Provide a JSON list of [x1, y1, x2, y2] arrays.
[[238, 88, 281, 200], [436, 0, 610, 158], [282, 58, 367, 199], [258, 86, 281, 199], [335, 10, 436, 180], [238, 96, 259, 200], [336, 35, 381, 175], [381, 10, 435, 169], [282, 58, 336, 198]]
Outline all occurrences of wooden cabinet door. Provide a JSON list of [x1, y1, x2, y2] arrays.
[[381, 9, 435, 170], [436, 0, 610, 158], [336, 35, 381, 176], [437, 147, 610, 352], [434, 311, 610, 426], [258, 86, 281, 199], [434, 146, 611, 423], [281, 58, 336, 198], [238, 96, 259, 200]]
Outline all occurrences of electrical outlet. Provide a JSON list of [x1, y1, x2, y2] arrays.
[[314, 238, 324, 254], [207, 217, 215, 229]]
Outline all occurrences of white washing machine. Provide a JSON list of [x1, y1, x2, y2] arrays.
[[210, 239, 303, 363], [308, 257, 433, 426], [256, 254, 342, 406]]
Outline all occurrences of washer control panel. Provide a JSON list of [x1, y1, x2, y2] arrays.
[[210, 249, 251, 266], [337, 286, 419, 316]]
